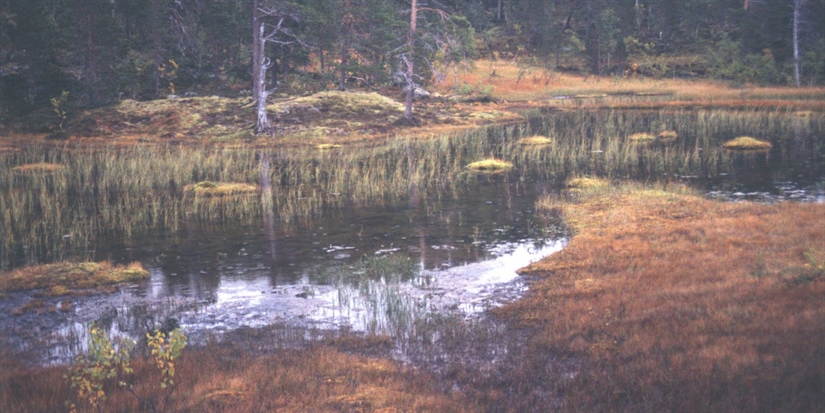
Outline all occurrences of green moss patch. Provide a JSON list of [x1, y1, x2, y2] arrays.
[[0, 261, 149, 294], [185, 181, 259, 197], [722, 136, 772, 151]]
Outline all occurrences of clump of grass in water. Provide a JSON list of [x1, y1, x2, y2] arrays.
[[657, 130, 678, 143], [627, 132, 656, 143], [11, 163, 64, 174], [0, 261, 148, 293], [517, 135, 554, 146], [566, 177, 610, 191], [315, 143, 342, 150], [466, 158, 513, 172], [722, 136, 772, 151], [184, 181, 259, 197]]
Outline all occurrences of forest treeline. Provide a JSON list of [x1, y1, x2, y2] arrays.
[[1, 0, 824, 122]]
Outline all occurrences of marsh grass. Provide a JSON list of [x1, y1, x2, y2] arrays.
[[2, 108, 822, 270], [0, 261, 148, 293]]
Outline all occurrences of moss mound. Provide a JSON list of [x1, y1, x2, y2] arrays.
[[315, 143, 342, 150], [518, 135, 554, 146], [566, 177, 609, 191], [185, 181, 259, 197], [628, 132, 656, 143], [0, 261, 149, 293], [466, 158, 514, 172], [722, 136, 772, 151], [657, 130, 678, 142], [11, 163, 63, 174]]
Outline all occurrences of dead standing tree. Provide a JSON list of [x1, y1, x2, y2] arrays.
[[252, 0, 303, 134], [396, 0, 448, 123]]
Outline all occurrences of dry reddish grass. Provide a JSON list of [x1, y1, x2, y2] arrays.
[[505, 184, 825, 412], [1, 343, 473, 412], [436, 59, 825, 110]]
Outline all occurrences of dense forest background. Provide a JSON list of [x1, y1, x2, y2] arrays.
[[2, 0, 824, 124]]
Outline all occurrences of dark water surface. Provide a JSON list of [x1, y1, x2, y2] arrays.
[[1, 180, 565, 363], [2, 108, 824, 364]]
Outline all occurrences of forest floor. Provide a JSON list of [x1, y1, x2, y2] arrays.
[[3, 58, 825, 149]]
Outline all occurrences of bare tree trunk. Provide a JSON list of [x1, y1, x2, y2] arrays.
[[253, 3, 270, 133], [497, 0, 503, 21], [339, 0, 352, 91], [252, 0, 262, 100], [793, 0, 801, 87], [404, 0, 418, 121], [635, 0, 643, 34]]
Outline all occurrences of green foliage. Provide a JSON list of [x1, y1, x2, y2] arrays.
[[65, 325, 187, 413], [623, 36, 669, 78], [66, 325, 134, 413], [708, 34, 783, 85], [50, 91, 69, 130]]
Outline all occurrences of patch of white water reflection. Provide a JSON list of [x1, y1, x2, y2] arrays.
[[309, 239, 567, 332]]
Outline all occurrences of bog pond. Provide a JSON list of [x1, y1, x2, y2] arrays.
[[1, 108, 823, 364]]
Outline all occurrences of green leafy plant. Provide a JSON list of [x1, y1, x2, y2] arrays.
[[65, 325, 134, 413], [65, 326, 187, 413], [50, 90, 70, 130]]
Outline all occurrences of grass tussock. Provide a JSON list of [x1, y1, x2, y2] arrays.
[[466, 158, 514, 172], [722, 136, 773, 151], [507, 183, 825, 411], [517, 135, 554, 146], [657, 130, 679, 142], [185, 181, 259, 197], [565, 177, 610, 191], [315, 143, 342, 150], [0, 343, 474, 413], [627, 132, 656, 143], [0, 261, 148, 293], [10, 162, 63, 174]]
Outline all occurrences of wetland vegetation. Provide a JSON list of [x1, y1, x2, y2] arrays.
[[3, 0, 825, 410]]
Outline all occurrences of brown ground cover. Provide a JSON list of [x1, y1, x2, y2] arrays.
[[503, 183, 825, 412], [0, 343, 474, 412]]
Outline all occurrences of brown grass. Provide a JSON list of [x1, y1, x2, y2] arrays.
[[505, 183, 825, 412], [0, 343, 474, 412], [0, 261, 149, 293]]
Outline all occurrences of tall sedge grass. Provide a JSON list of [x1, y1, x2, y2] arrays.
[[2, 108, 822, 270]]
